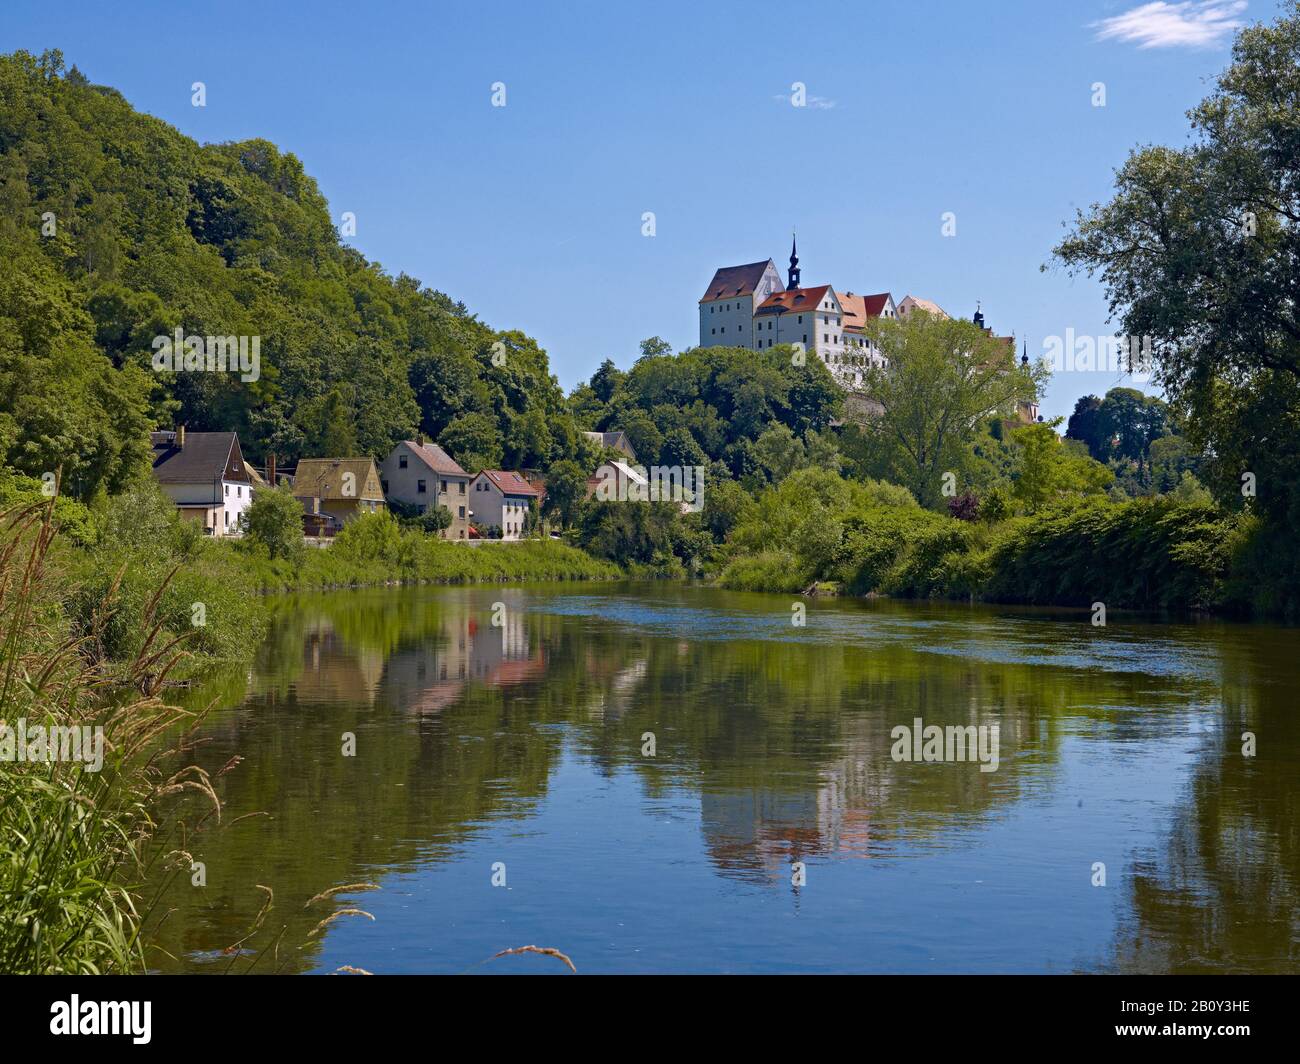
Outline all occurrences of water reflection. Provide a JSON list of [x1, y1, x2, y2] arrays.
[[147, 585, 1300, 973]]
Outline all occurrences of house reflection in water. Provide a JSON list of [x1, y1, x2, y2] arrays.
[[375, 602, 546, 718]]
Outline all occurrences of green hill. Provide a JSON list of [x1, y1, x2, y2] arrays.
[[0, 48, 589, 499]]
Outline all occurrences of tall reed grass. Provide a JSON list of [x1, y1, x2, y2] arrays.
[[0, 499, 208, 973]]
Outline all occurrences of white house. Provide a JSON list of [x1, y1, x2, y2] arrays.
[[468, 470, 543, 540], [150, 429, 251, 536]]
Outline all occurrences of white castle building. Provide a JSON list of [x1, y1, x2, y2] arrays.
[[698, 237, 904, 389], [697, 238, 1035, 409]]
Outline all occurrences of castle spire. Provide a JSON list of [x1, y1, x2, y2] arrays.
[[787, 231, 801, 289]]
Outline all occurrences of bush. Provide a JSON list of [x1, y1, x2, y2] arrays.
[[244, 485, 305, 563]]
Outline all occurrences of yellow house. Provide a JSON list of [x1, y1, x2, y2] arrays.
[[292, 458, 386, 524]]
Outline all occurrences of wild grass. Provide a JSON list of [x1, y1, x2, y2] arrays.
[[0, 499, 206, 973], [236, 513, 621, 593]]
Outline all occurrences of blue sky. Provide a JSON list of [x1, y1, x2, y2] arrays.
[[2, 0, 1268, 419]]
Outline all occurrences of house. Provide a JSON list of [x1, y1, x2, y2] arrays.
[[291, 458, 386, 528], [378, 438, 472, 540], [151, 428, 251, 536], [469, 470, 543, 540], [582, 430, 638, 464], [585, 459, 648, 504]]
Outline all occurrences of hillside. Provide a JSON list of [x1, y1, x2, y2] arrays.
[[0, 48, 588, 498]]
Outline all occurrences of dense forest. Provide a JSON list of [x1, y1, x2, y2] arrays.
[[0, 48, 600, 495]]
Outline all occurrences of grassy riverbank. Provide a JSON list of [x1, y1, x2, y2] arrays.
[[716, 468, 1263, 614]]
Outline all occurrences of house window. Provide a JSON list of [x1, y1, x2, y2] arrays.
[[459, 506, 465, 518], [399, 454, 408, 469], [417, 479, 427, 494], [440, 479, 447, 492], [459, 481, 465, 494], [224, 484, 229, 496]]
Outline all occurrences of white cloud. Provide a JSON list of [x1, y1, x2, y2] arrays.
[[771, 93, 838, 110], [1093, 1, 1247, 49]]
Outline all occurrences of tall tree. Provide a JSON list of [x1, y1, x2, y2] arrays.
[[1053, 5, 1300, 521], [859, 311, 1044, 507]]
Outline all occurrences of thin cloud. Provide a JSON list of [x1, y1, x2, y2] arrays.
[[1093, 1, 1247, 49], [771, 93, 837, 110]]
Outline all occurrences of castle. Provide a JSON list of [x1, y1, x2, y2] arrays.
[[698, 238, 1036, 422]]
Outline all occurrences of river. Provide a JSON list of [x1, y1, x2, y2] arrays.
[[146, 582, 1300, 974]]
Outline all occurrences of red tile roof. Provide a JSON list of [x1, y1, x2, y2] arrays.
[[839, 292, 893, 332], [477, 470, 542, 497], [755, 285, 833, 315], [861, 292, 892, 317], [700, 260, 776, 303]]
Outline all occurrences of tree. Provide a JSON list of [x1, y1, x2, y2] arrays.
[[419, 505, 452, 535], [1097, 388, 1169, 471], [1009, 422, 1113, 513], [1053, 6, 1300, 522], [701, 476, 755, 541], [1065, 395, 1106, 461], [244, 485, 305, 562], [441, 412, 503, 472], [541, 459, 588, 529], [859, 312, 1045, 508]]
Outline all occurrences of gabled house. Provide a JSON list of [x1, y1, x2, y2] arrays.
[[379, 438, 472, 540], [582, 430, 638, 464], [291, 458, 386, 529], [469, 470, 543, 540], [151, 429, 251, 536]]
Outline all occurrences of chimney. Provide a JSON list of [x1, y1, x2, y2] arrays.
[[176, 425, 185, 449], [268, 452, 277, 486], [416, 433, 425, 448]]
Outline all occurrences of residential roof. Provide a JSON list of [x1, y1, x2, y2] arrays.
[[292, 458, 384, 501], [582, 430, 638, 461], [755, 285, 834, 315], [476, 469, 542, 497], [403, 440, 469, 477], [152, 431, 247, 485], [700, 260, 776, 303]]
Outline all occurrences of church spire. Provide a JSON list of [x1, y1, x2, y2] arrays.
[[787, 231, 801, 289]]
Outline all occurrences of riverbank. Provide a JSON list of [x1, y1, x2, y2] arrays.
[[714, 470, 1273, 615], [0, 493, 620, 973]]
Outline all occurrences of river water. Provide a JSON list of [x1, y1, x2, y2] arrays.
[[147, 583, 1300, 974]]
